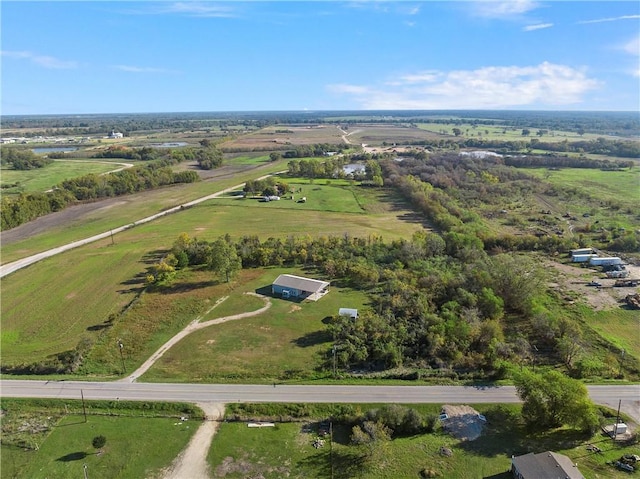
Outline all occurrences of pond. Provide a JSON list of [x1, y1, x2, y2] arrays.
[[32, 147, 78, 154], [149, 142, 188, 148]]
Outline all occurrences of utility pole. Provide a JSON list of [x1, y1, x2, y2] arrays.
[[118, 340, 125, 374], [81, 389, 87, 423], [613, 399, 622, 441], [332, 345, 337, 378]]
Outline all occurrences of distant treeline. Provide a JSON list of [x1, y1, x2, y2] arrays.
[[502, 155, 634, 169], [386, 137, 640, 159], [1, 158, 200, 230], [4, 110, 638, 137]]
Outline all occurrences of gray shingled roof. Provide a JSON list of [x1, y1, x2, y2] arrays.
[[512, 451, 585, 479], [272, 274, 329, 293]]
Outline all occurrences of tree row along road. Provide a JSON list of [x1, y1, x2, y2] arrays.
[[1, 380, 638, 421]]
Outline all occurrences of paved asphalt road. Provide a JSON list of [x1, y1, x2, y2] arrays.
[[1, 380, 638, 422]]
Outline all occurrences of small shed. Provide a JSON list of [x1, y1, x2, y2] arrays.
[[271, 274, 329, 301], [338, 308, 358, 319]]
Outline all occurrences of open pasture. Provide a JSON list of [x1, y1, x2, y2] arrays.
[[0, 160, 288, 263], [1, 183, 423, 370], [416, 122, 629, 142], [343, 124, 442, 146], [220, 124, 345, 151], [526, 167, 640, 209], [0, 159, 131, 196], [142, 268, 369, 383]]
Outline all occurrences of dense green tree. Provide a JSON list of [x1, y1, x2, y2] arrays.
[[514, 369, 598, 432], [209, 236, 242, 282]]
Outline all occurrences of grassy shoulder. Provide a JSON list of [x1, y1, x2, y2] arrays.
[[0, 398, 200, 479], [210, 402, 638, 479]]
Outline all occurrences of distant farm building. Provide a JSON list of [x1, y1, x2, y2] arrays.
[[271, 274, 329, 301], [108, 130, 124, 139], [338, 308, 358, 319], [511, 451, 585, 479]]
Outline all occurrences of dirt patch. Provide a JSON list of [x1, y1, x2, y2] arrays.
[[440, 405, 485, 441], [214, 454, 291, 478], [289, 305, 301, 313], [548, 261, 639, 311], [161, 402, 225, 479]]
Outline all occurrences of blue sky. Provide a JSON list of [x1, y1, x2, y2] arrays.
[[1, 1, 639, 114]]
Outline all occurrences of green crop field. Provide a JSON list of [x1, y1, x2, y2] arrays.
[[0, 159, 130, 195]]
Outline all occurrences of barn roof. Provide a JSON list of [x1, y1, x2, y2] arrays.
[[512, 451, 585, 479], [272, 274, 329, 293]]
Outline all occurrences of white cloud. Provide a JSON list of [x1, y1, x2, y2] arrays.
[[328, 62, 600, 109], [578, 14, 640, 25], [126, 2, 236, 18], [523, 23, 553, 32], [472, 0, 539, 19], [112, 65, 179, 74], [622, 35, 640, 57], [1, 50, 78, 69]]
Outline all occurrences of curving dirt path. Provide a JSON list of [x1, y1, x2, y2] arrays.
[[121, 292, 271, 383], [160, 402, 225, 479]]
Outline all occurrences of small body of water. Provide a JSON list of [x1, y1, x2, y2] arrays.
[[32, 147, 78, 154], [459, 150, 503, 159], [343, 164, 366, 175], [150, 142, 188, 148]]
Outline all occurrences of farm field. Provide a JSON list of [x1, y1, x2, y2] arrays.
[[0, 183, 423, 370], [141, 267, 369, 383], [342, 124, 442, 146], [220, 124, 346, 151], [208, 403, 637, 479], [0, 159, 131, 196], [0, 160, 288, 263]]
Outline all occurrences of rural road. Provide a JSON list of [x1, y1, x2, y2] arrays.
[[0, 182, 244, 278], [1, 380, 638, 422]]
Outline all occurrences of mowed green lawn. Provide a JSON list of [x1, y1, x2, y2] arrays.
[[1, 159, 133, 195], [1, 183, 422, 369], [1, 413, 195, 479], [142, 268, 369, 383]]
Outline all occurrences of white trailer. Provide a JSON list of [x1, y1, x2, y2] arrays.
[[571, 248, 594, 256], [589, 257, 622, 266], [572, 254, 598, 263]]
